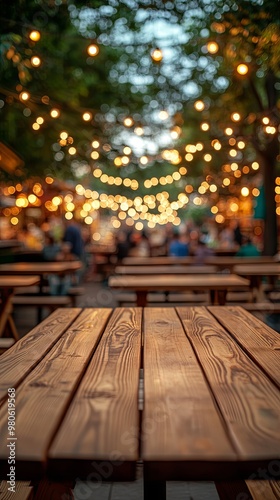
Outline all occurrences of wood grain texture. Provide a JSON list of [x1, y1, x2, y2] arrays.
[[0, 308, 81, 404], [0, 481, 33, 500], [0, 276, 40, 288], [114, 265, 218, 275], [233, 264, 280, 276], [142, 307, 236, 462], [109, 274, 250, 293], [208, 306, 280, 388], [49, 307, 142, 481], [0, 308, 112, 479], [246, 480, 280, 500], [177, 306, 280, 460]]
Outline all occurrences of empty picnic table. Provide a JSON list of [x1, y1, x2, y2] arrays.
[[0, 275, 40, 341], [0, 306, 279, 500], [0, 261, 82, 321], [233, 263, 280, 300], [114, 265, 218, 275], [122, 256, 196, 265], [108, 273, 250, 306]]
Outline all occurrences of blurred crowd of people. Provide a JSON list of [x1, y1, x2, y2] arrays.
[[114, 220, 261, 261], [10, 216, 263, 267]]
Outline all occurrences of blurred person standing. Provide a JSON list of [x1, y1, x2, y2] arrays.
[[235, 235, 261, 257], [63, 219, 85, 283], [168, 230, 189, 257]]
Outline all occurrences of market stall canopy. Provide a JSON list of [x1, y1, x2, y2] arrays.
[[0, 142, 24, 174]]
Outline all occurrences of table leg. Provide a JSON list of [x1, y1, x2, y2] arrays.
[[217, 290, 227, 305], [209, 290, 216, 305], [37, 277, 44, 323], [136, 291, 148, 307], [143, 478, 166, 500], [0, 291, 19, 340], [210, 290, 227, 305]]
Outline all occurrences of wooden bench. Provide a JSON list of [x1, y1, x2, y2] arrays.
[[240, 302, 280, 313], [12, 295, 72, 311], [0, 338, 16, 355], [14, 286, 85, 307], [114, 291, 208, 306]]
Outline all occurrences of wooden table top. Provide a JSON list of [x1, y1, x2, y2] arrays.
[[234, 263, 280, 275], [0, 276, 40, 288], [109, 273, 250, 291], [114, 265, 218, 275], [0, 306, 279, 484], [0, 261, 82, 275], [122, 256, 195, 265], [122, 255, 276, 267]]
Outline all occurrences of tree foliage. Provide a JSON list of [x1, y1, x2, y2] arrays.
[[0, 0, 279, 251]]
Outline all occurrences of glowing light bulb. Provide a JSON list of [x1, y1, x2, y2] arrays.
[[151, 48, 163, 62], [87, 44, 99, 56], [206, 41, 219, 54], [31, 56, 41, 67], [29, 30, 41, 42], [20, 91, 30, 101], [237, 63, 249, 75]]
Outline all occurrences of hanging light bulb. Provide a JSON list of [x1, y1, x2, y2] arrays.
[[87, 43, 99, 56], [151, 48, 163, 62], [29, 30, 41, 42], [19, 91, 30, 101], [31, 56, 41, 67], [236, 63, 249, 75], [206, 41, 219, 54]]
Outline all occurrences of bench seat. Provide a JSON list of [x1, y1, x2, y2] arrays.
[[12, 295, 71, 309]]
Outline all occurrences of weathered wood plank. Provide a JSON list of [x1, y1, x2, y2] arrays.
[[177, 306, 280, 463], [142, 307, 236, 481], [215, 480, 280, 500], [207, 306, 280, 388], [0, 308, 81, 405], [49, 307, 142, 481], [247, 480, 280, 500], [0, 480, 33, 500], [0, 308, 112, 479]]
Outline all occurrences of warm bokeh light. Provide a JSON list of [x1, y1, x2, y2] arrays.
[[19, 91, 30, 101], [50, 108, 60, 118], [241, 187, 250, 197], [231, 112, 241, 122], [124, 117, 133, 127], [225, 127, 233, 135], [236, 63, 249, 75], [201, 122, 209, 131], [206, 41, 219, 54], [82, 112, 92, 121], [194, 100, 205, 111], [31, 56, 41, 67], [87, 44, 99, 56], [29, 30, 41, 42], [151, 48, 163, 62]]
